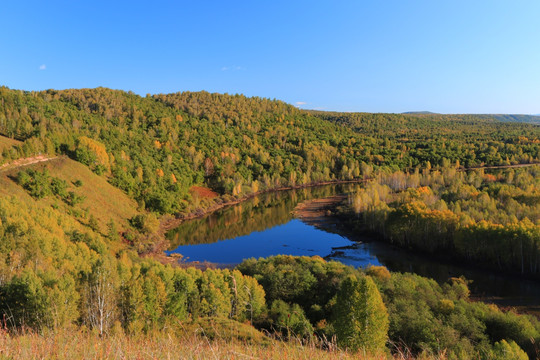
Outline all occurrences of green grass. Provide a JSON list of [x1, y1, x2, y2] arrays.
[[0, 157, 141, 233]]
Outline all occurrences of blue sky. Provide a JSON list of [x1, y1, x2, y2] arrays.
[[1, 1, 539, 113]]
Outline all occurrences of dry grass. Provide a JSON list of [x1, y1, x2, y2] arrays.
[[190, 186, 219, 199], [40, 158, 140, 231], [0, 328, 378, 360]]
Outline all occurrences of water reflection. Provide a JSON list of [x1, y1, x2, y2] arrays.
[[167, 184, 358, 248], [328, 240, 540, 311], [169, 219, 353, 265]]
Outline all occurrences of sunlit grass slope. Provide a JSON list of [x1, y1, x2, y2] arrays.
[[0, 156, 140, 233]]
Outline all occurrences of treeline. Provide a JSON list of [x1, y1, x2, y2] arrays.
[[341, 166, 540, 276], [1, 87, 539, 215]]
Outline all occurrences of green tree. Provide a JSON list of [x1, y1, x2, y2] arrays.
[[491, 340, 529, 360], [333, 275, 389, 354], [268, 300, 313, 339]]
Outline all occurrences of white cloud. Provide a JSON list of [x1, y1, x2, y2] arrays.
[[295, 101, 307, 106], [39, 64, 46, 70], [221, 65, 244, 71]]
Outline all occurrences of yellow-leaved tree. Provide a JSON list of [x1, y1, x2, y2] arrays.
[[75, 136, 111, 174]]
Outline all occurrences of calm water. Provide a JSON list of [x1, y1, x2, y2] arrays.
[[168, 184, 540, 312], [169, 219, 359, 265]]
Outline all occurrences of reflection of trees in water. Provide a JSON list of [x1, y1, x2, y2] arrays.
[[331, 235, 540, 311], [168, 184, 354, 248]]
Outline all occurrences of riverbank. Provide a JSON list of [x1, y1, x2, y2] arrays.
[[161, 163, 540, 236], [159, 178, 366, 234], [293, 195, 347, 229]]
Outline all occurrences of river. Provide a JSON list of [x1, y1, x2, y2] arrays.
[[167, 184, 540, 314]]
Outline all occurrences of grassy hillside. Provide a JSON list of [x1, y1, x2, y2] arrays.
[[0, 157, 141, 233]]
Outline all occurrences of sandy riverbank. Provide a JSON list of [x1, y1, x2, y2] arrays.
[[293, 195, 348, 229]]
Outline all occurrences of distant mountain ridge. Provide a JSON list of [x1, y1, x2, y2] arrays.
[[403, 112, 540, 124], [485, 114, 540, 124], [402, 111, 438, 115]]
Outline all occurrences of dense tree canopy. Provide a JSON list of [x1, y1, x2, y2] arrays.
[[1, 87, 538, 215], [237, 256, 540, 358], [341, 165, 540, 276]]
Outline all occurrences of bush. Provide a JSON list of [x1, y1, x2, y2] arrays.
[[17, 169, 52, 199], [129, 214, 160, 234], [268, 300, 313, 339]]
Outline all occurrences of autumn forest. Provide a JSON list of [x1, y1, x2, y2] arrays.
[[0, 86, 539, 359]]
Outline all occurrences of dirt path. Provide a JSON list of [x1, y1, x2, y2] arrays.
[[0, 155, 59, 173]]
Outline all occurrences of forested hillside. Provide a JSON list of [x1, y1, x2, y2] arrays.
[[402, 112, 540, 124], [1, 87, 538, 216], [487, 114, 540, 124], [314, 111, 540, 166]]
